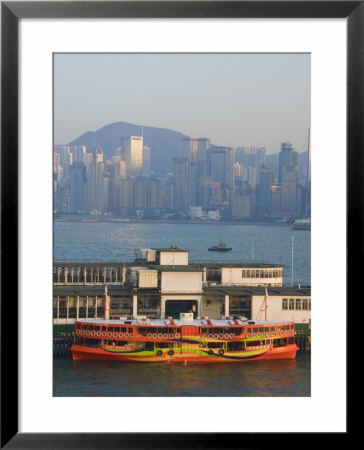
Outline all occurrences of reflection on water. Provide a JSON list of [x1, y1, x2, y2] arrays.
[[53, 354, 310, 397]]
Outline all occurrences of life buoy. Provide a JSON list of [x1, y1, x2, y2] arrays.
[[107, 332, 112, 337], [163, 333, 168, 339], [169, 334, 174, 339], [218, 334, 224, 339], [213, 334, 219, 339], [118, 333, 123, 338], [202, 334, 207, 339], [86, 330, 90, 336], [147, 333, 152, 338], [158, 334, 163, 339], [224, 334, 229, 339], [208, 334, 213, 339], [124, 333, 129, 338], [113, 332, 117, 337], [271, 332, 275, 336], [156, 350, 163, 356], [76, 329, 81, 335], [168, 350, 174, 356], [246, 333, 251, 338], [229, 334, 234, 339], [175, 333, 180, 339], [129, 333, 134, 338], [152, 333, 157, 339], [102, 331, 106, 337], [97, 331, 101, 336], [90, 331, 95, 336], [218, 349, 224, 355]]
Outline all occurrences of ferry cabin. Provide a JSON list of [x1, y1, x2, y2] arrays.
[[71, 316, 298, 362]]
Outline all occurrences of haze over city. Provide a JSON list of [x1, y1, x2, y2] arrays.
[[54, 53, 310, 153]]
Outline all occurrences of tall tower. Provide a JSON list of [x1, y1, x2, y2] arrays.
[[173, 157, 189, 213], [124, 136, 144, 177], [259, 167, 274, 216], [278, 142, 298, 183]]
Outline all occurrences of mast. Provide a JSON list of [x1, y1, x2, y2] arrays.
[[264, 286, 268, 321]]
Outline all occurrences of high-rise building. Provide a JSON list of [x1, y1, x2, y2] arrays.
[[70, 162, 87, 213], [183, 137, 198, 163], [278, 142, 298, 183], [270, 184, 283, 218], [142, 146, 151, 177], [196, 138, 211, 162], [259, 167, 274, 216], [282, 166, 298, 217], [208, 146, 235, 189], [173, 157, 189, 213], [123, 136, 144, 177]]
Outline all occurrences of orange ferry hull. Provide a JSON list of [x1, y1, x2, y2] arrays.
[[70, 344, 298, 363]]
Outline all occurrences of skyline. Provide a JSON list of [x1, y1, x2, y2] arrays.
[[54, 53, 311, 154]]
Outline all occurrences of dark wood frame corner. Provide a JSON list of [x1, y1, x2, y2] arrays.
[[1, 1, 358, 448]]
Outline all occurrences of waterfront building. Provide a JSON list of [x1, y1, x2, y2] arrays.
[[53, 246, 311, 335]]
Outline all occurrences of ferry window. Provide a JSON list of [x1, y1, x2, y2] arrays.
[[308, 298, 311, 310], [264, 327, 269, 332], [296, 299, 301, 310], [289, 299, 294, 310], [253, 327, 258, 332], [121, 327, 127, 332], [247, 328, 251, 333], [242, 270, 246, 277], [282, 299, 288, 310], [259, 327, 263, 332], [88, 325, 94, 330], [114, 327, 120, 332], [246, 270, 251, 278], [108, 327, 113, 332], [270, 327, 275, 332], [303, 299, 308, 310], [128, 328, 133, 333], [255, 270, 259, 278], [76, 324, 81, 330], [95, 326, 100, 331], [102, 327, 106, 332]]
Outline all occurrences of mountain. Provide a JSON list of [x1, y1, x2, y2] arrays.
[[68, 121, 309, 179], [68, 121, 189, 175]]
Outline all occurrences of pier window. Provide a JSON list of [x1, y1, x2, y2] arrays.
[[289, 299, 295, 310], [302, 298, 308, 310], [296, 299, 302, 310], [282, 299, 288, 310]]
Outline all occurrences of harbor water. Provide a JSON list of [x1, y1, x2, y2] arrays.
[[53, 221, 311, 397]]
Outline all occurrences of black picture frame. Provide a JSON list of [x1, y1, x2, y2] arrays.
[[1, 1, 357, 448]]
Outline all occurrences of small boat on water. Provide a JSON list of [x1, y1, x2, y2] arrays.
[[208, 239, 232, 252]]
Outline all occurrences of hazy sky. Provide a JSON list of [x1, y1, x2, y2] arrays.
[[54, 53, 310, 154]]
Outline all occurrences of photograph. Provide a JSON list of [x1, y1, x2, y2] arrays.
[[52, 52, 311, 397]]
